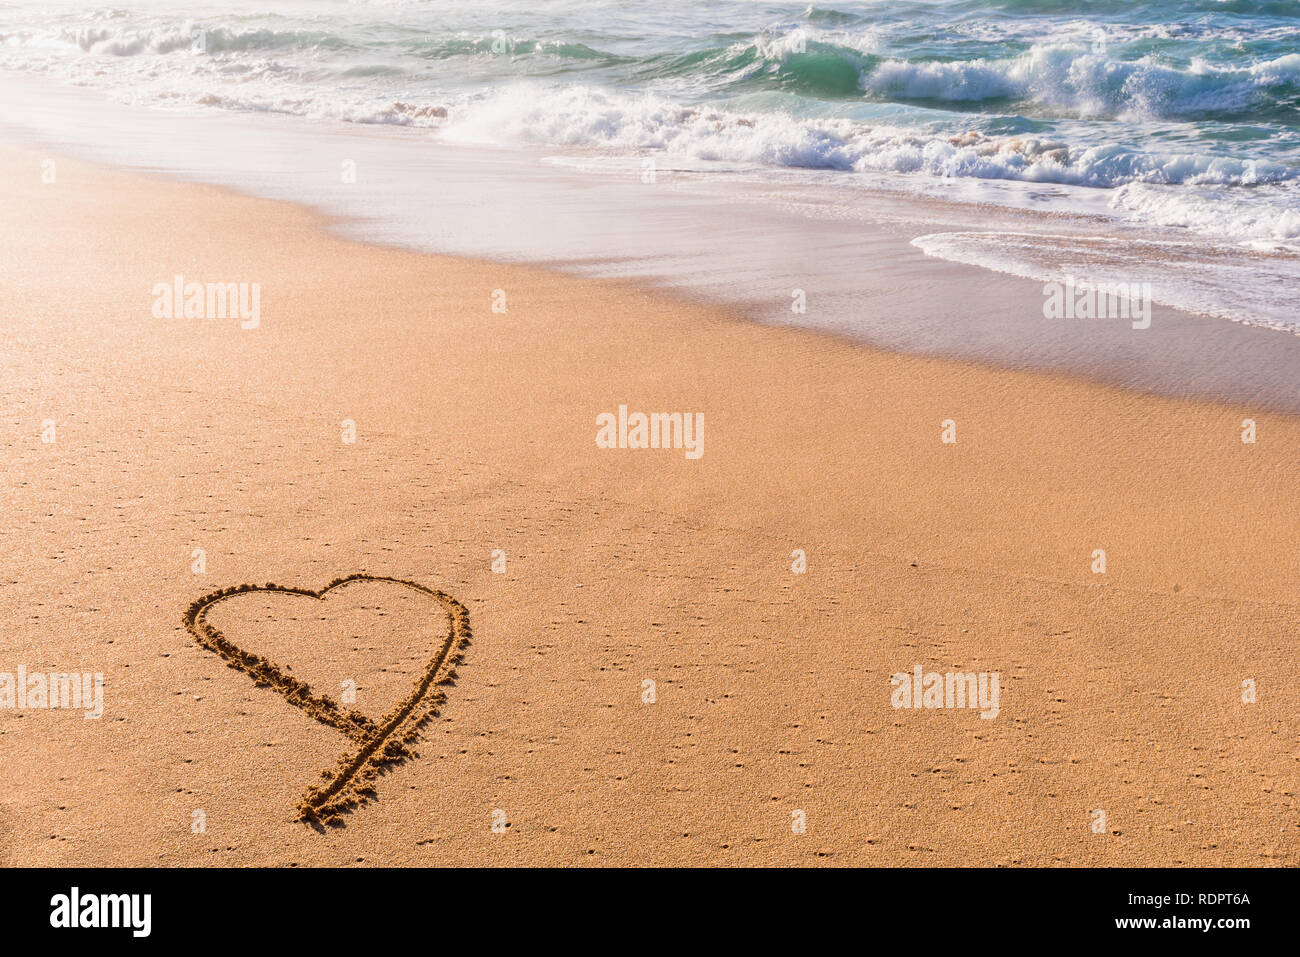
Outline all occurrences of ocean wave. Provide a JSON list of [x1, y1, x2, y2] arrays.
[[16, 13, 1300, 126], [627, 30, 879, 100], [859, 46, 1300, 121], [3, 0, 1295, 255], [53, 21, 627, 67], [438, 83, 1295, 189], [943, 0, 1300, 16], [800, 6, 865, 27], [402, 34, 627, 64], [712, 34, 879, 99], [625, 28, 1300, 122], [187, 89, 448, 127], [1111, 182, 1300, 244], [61, 23, 356, 57]]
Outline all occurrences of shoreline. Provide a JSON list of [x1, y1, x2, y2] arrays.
[[4, 73, 1300, 414], [2, 144, 1297, 866]]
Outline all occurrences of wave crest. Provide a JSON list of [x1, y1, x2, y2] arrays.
[[861, 46, 1300, 120]]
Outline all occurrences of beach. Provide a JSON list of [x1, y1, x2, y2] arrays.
[[1, 142, 1295, 866]]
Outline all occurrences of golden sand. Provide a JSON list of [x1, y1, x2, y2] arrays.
[[0, 147, 1295, 865]]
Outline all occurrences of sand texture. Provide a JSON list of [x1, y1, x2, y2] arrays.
[[0, 148, 1295, 866]]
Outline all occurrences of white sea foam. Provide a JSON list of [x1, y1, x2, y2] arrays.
[[861, 47, 1300, 119], [439, 83, 1293, 191], [911, 231, 1300, 334], [1111, 182, 1300, 245], [1, 0, 1296, 336]]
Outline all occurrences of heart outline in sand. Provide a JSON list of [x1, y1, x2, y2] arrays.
[[183, 574, 471, 825]]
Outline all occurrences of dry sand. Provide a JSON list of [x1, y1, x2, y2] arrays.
[[0, 146, 1295, 866]]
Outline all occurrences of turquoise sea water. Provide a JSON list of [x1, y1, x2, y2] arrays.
[[3, 0, 1298, 245]]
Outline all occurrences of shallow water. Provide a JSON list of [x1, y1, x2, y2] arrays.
[[3, 1, 1298, 234], [1, 3, 1299, 408], [4, 0, 1299, 331], [5, 75, 1300, 415]]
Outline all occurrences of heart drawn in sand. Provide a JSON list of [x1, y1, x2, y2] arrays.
[[183, 575, 471, 825]]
